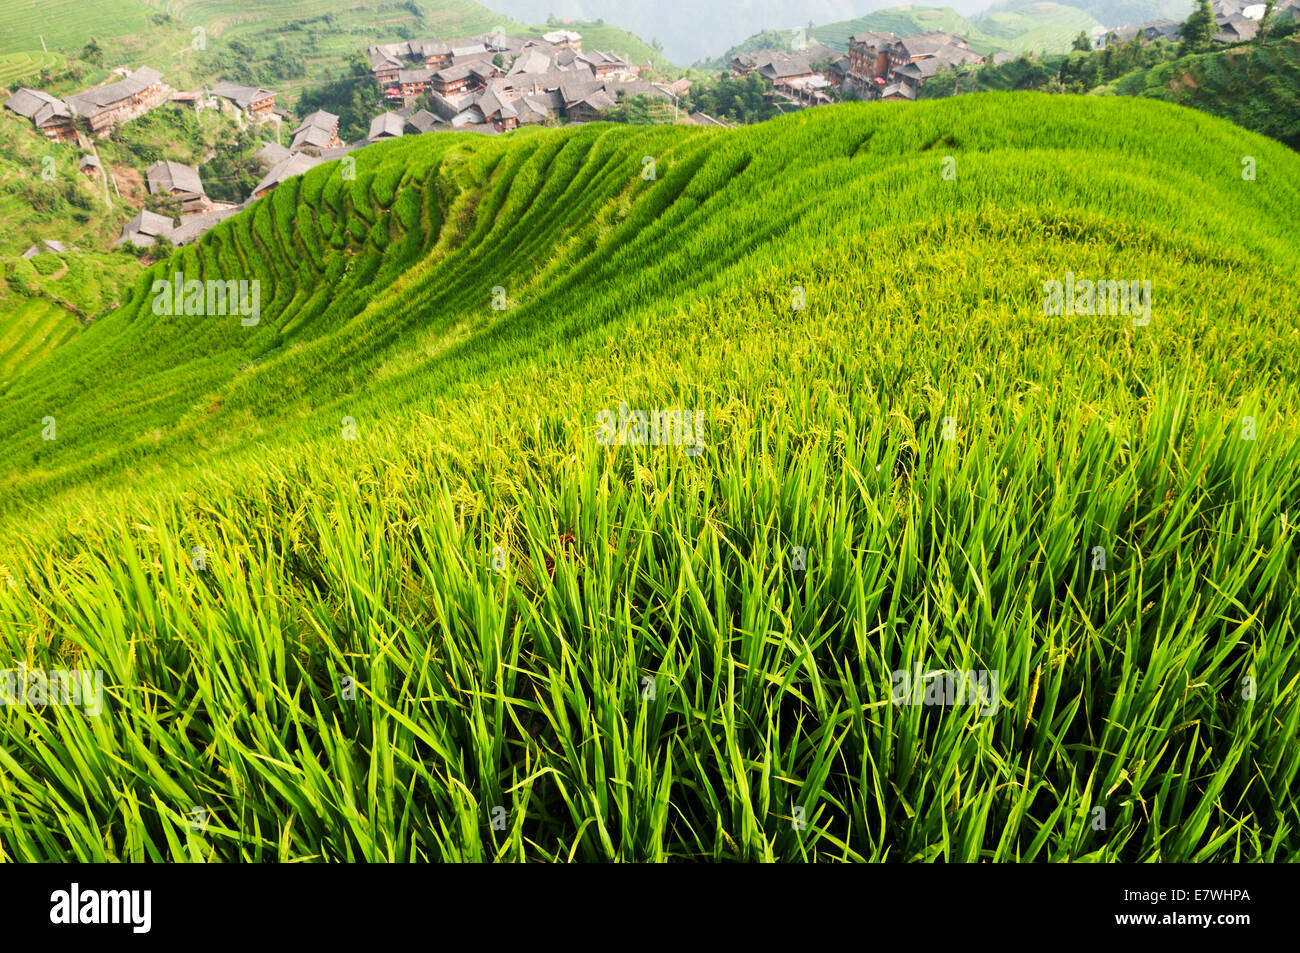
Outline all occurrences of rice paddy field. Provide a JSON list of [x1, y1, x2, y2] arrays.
[[0, 94, 1297, 862]]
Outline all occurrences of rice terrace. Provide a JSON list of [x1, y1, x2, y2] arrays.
[[0, 0, 1296, 894]]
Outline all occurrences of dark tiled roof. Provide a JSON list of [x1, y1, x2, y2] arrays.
[[4, 87, 67, 121], [368, 111, 407, 140], [147, 160, 205, 197], [212, 82, 275, 109]]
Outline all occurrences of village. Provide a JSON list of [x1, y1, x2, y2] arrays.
[[3, 28, 717, 255], [731, 0, 1298, 104], [3, 1, 1295, 257]]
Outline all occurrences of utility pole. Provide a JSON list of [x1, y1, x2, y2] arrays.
[[40, 35, 47, 53], [93, 144, 112, 212]]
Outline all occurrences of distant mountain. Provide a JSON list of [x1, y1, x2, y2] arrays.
[[809, 6, 986, 52], [717, 3, 1112, 62], [972, 2, 1101, 50], [986, 0, 1195, 29], [480, 0, 997, 64], [581, 0, 1203, 64]]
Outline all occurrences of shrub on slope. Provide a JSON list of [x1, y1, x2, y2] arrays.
[[1114, 35, 1300, 150]]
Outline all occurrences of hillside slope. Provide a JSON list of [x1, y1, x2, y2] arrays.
[[1114, 34, 1300, 150], [1, 95, 1298, 861]]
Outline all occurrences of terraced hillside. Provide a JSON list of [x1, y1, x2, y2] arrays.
[[1, 95, 1298, 862]]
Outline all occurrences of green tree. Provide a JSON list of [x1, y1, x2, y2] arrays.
[[1180, 0, 1216, 55], [297, 52, 380, 143], [145, 193, 182, 221], [81, 38, 104, 66], [1057, 50, 1100, 92], [1261, 0, 1277, 35], [1073, 31, 1093, 51], [149, 234, 174, 260]]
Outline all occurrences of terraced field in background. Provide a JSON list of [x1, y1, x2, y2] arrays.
[[0, 0, 158, 54], [1, 95, 1297, 862], [0, 50, 64, 85], [0, 296, 79, 385], [974, 2, 1101, 53]]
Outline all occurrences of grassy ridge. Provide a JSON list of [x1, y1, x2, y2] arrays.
[[1, 95, 1298, 861]]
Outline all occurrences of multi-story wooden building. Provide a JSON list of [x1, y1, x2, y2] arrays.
[[289, 111, 342, 156], [3, 87, 76, 142], [66, 66, 167, 136], [397, 69, 434, 101], [146, 160, 211, 215], [211, 82, 277, 121], [432, 63, 478, 96], [847, 31, 897, 82]]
